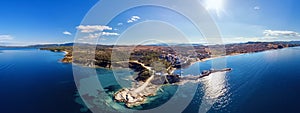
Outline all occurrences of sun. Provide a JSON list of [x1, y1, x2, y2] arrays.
[[204, 0, 225, 16]]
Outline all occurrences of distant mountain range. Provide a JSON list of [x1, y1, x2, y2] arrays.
[[0, 43, 75, 48], [1, 41, 300, 48], [27, 43, 75, 48], [145, 43, 204, 46]]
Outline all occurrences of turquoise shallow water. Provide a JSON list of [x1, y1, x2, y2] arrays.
[[1, 47, 300, 113]]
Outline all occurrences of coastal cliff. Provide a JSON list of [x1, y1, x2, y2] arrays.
[[61, 51, 73, 63]]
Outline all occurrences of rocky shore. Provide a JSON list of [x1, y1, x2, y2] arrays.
[[61, 51, 73, 63], [114, 75, 159, 107], [113, 61, 232, 107]]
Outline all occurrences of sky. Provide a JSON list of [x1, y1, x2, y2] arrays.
[[1, 0, 300, 46], [0, 0, 99, 45]]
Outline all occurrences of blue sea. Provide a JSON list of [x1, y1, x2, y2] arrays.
[[0, 48, 82, 113], [0, 47, 300, 113]]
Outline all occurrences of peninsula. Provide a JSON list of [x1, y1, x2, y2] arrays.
[[40, 41, 300, 107]]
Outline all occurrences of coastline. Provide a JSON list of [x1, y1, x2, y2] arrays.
[[43, 46, 300, 109], [195, 47, 297, 64], [174, 46, 300, 76], [58, 46, 299, 70]]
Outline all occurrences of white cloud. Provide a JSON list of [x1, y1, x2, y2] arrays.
[[102, 32, 120, 36], [77, 38, 84, 41], [63, 31, 72, 35], [76, 25, 112, 33], [127, 16, 141, 23], [80, 32, 119, 39], [0, 35, 14, 41], [254, 6, 260, 10], [263, 30, 300, 37], [127, 20, 134, 23], [83, 33, 102, 39], [222, 30, 300, 44], [117, 23, 123, 26]]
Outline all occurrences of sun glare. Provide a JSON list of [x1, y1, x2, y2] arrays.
[[204, 0, 225, 16]]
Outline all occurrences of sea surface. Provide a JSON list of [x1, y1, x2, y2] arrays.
[[0, 47, 300, 113], [0, 48, 82, 113]]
